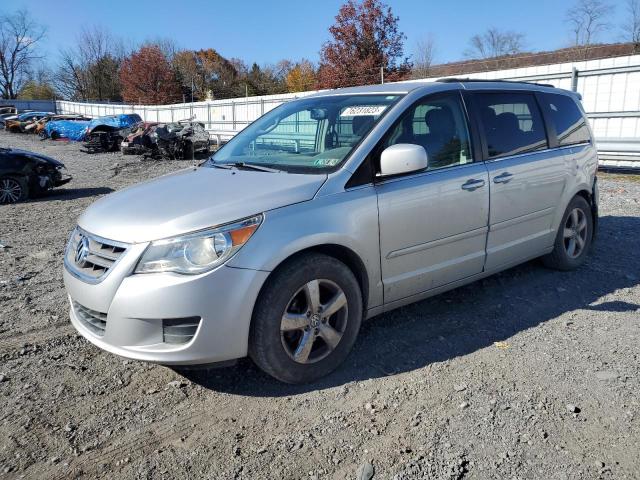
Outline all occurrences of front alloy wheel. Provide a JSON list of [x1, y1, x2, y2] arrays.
[[0, 177, 26, 204], [280, 279, 348, 364]]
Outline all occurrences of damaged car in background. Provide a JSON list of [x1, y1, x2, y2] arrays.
[[83, 113, 143, 153], [4, 111, 54, 133], [0, 106, 17, 127], [120, 120, 211, 159], [0, 147, 71, 204], [31, 114, 90, 136], [120, 122, 158, 155], [43, 118, 91, 141], [149, 120, 211, 159]]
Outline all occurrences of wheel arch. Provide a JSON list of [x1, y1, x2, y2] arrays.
[[552, 183, 596, 239], [575, 188, 598, 242], [575, 188, 592, 204], [252, 243, 370, 318]]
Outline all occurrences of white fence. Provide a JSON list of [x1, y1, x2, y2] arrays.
[[56, 91, 319, 144], [56, 54, 640, 169]]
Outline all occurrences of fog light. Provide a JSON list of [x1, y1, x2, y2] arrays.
[[162, 317, 201, 344]]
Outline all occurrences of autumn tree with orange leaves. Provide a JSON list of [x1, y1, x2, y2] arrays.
[[119, 45, 182, 104], [285, 59, 317, 92], [317, 0, 411, 89]]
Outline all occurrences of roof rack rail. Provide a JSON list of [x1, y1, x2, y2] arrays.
[[436, 77, 555, 88]]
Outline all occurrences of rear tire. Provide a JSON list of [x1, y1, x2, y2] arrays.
[[0, 176, 28, 204], [542, 195, 593, 271], [249, 253, 363, 384]]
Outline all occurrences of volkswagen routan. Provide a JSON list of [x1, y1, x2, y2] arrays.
[[64, 79, 598, 383]]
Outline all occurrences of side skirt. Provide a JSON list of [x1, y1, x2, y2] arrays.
[[367, 247, 553, 318]]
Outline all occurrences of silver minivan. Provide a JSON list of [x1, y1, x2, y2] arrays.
[[63, 80, 598, 383]]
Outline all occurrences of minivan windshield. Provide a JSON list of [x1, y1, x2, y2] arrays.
[[208, 94, 402, 173]]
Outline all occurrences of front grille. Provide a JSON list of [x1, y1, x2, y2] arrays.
[[65, 227, 128, 283], [73, 301, 107, 336]]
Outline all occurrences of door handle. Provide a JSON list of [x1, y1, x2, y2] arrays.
[[493, 172, 514, 184], [461, 178, 486, 191]]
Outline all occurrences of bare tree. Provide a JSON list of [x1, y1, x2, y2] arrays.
[[464, 28, 525, 59], [565, 0, 614, 46], [0, 9, 45, 99], [144, 37, 179, 62], [623, 0, 640, 45], [54, 27, 124, 101], [411, 35, 437, 79]]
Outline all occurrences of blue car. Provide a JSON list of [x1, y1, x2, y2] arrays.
[[43, 119, 91, 141]]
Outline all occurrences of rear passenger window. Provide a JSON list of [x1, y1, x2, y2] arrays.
[[541, 93, 591, 146], [474, 92, 548, 159]]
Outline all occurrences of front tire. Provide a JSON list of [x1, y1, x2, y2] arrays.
[[542, 195, 593, 271], [249, 253, 363, 384]]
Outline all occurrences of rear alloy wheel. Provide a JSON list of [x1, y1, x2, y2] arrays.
[[249, 253, 363, 384], [0, 176, 27, 204], [563, 207, 588, 259], [542, 195, 593, 270]]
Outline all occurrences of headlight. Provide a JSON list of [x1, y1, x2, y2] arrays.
[[134, 215, 262, 275]]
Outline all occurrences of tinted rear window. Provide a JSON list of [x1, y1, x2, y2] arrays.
[[474, 92, 548, 159], [541, 93, 591, 146]]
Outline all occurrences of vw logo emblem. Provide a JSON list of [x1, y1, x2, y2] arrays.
[[75, 235, 90, 265]]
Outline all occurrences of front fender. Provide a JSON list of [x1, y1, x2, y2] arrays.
[[229, 186, 383, 310]]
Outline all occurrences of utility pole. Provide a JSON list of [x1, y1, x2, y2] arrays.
[[380, 67, 384, 84], [190, 77, 194, 118]]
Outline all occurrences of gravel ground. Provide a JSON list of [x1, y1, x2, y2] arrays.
[[0, 130, 639, 480]]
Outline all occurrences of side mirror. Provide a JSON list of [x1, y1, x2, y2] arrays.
[[379, 144, 428, 176]]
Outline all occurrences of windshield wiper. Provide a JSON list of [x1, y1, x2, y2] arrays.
[[214, 162, 283, 173]]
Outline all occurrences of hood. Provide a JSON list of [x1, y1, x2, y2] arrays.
[[9, 148, 64, 168], [78, 167, 327, 243]]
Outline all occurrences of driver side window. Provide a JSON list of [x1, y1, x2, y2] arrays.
[[383, 93, 473, 170]]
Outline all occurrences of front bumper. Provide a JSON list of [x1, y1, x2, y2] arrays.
[[54, 175, 72, 187], [120, 142, 147, 155], [64, 256, 269, 365]]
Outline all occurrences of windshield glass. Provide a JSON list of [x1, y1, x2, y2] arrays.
[[209, 94, 402, 172]]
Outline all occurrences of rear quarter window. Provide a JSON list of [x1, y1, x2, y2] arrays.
[[541, 93, 591, 147]]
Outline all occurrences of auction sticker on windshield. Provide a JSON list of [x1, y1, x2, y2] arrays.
[[340, 105, 388, 116]]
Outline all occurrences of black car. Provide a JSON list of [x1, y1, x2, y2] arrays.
[[0, 147, 72, 204], [150, 121, 211, 159]]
